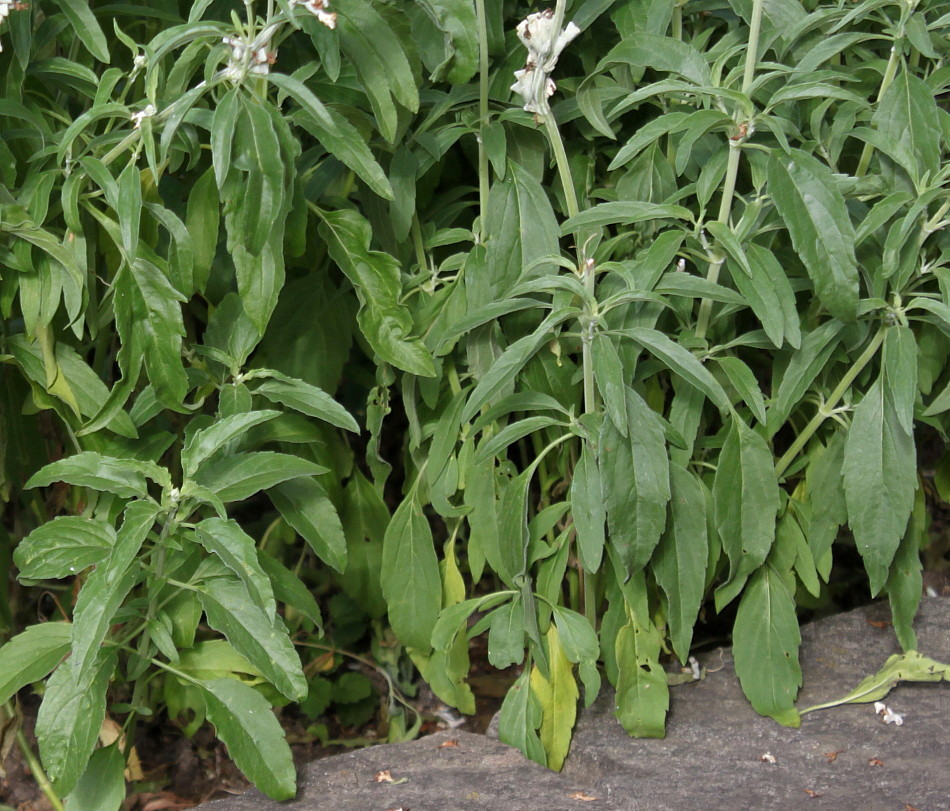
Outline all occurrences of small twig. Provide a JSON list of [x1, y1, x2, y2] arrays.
[[3, 701, 64, 811]]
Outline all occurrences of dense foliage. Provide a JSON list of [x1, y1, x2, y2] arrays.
[[1, 0, 949, 804]]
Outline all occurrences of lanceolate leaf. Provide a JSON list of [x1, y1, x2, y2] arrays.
[[614, 613, 668, 738], [600, 388, 670, 576], [652, 464, 707, 663], [617, 327, 731, 412], [195, 518, 276, 616], [317, 208, 435, 376], [530, 626, 578, 771], [570, 442, 606, 574], [498, 669, 545, 767], [194, 452, 327, 502], [70, 501, 158, 686], [381, 495, 441, 651], [843, 376, 917, 595], [767, 149, 858, 322], [873, 69, 941, 182], [269, 477, 347, 573], [882, 325, 917, 436], [251, 376, 359, 433], [14, 516, 116, 580], [53, 0, 110, 61], [26, 452, 149, 499], [181, 411, 280, 478], [0, 623, 72, 705], [195, 576, 306, 701], [36, 648, 116, 797], [201, 678, 297, 800], [713, 417, 780, 588], [732, 564, 802, 727]]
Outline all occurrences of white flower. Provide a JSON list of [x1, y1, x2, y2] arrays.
[[130, 103, 157, 129], [223, 35, 275, 81], [292, 0, 336, 29], [510, 9, 581, 115], [875, 702, 904, 726]]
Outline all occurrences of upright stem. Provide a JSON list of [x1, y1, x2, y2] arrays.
[[3, 701, 64, 811], [773, 326, 886, 479], [694, 0, 764, 341], [855, 44, 901, 178], [474, 0, 490, 240]]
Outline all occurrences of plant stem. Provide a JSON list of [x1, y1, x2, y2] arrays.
[[773, 326, 886, 479], [695, 0, 764, 341], [474, 0, 490, 241], [854, 44, 901, 178], [3, 701, 64, 811]]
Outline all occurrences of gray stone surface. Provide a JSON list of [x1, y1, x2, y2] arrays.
[[556, 595, 950, 811], [199, 597, 949, 810]]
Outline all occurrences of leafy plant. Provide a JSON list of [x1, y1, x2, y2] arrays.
[[1, 0, 949, 805]]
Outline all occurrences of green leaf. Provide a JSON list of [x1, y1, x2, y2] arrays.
[[592, 333, 628, 436], [767, 319, 843, 435], [115, 260, 188, 407], [713, 417, 780, 587], [195, 518, 275, 616], [53, 0, 110, 61], [801, 651, 950, 714], [714, 356, 767, 425], [562, 201, 692, 233], [873, 69, 941, 182], [381, 495, 441, 651], [551, 606, 600, 664], [599, 33, 710, 85], [70, 501, 158, 686], [26, 452, 149, 499], [64, 743, 125, 811], [616, 327, 731, 412], [195, 452, 327, 502], [36, 649, 116, 797], [531, 626, 578, 771], [732, 564, 802, 727], [767, 149, 858, 322], [0, 623, 72, 705], [805, 432, 848, 566], [14, 517, 115, 581], [411, 0, 478, 84], [843, 376, 917, 595], [570, 442, 606, 574], [885, 489, 925, 652], [269, 477, 347, 573], [211, 88, 240, 189], [201, 678, 296, 800], [461, 309, 574, 424], [117, 162, 141, 259], [652, 464, 707, 663], [181, 411, 280, 478], [317, 208, 435, 376], [195, 577, 306, 701], [487, 597, 525, 669], [258, 552, 323, 631], [733, 243, 801, 350], [185, 167, 219, 289], [600, 388, 670, 576], [883, 325, 917, 436], [498, 669, 545, 767], [614, 614, 668, 738], [251, 376, 359, 433]]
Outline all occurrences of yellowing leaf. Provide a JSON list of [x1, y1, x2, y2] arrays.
[[530, 625, 578, 771]]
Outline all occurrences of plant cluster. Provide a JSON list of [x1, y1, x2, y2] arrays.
[[0, 0, 949, 805]]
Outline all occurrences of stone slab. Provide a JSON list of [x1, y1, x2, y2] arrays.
[[198, 729, 613, 810], [557, 595, 950, 811], [199, 596, 949, 811]]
